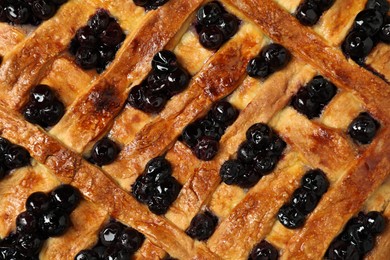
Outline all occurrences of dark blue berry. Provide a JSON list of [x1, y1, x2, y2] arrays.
[[237, 141, 257, 163], [132, 174, 154, 204], [147, 176, 181, 215], [365, 211, 386, 235], [181, 122, 204, 148], [29, 85, 54, 108], [216, 13, 239, 38], [15, 233, 43, 257], [354, 9, 384, 36], [4, 145, 30, 169], [147, 73, 169, 93], [75, 47, 98, 70], [199, 26, 225, 50], [166, 68, 190, 96], [326, 240, 360, 260], [88, 9, 111, 34], [220, 159, 245, 185], [200, 118, 224, 140], [261, 43, 290, 71], [50, 184, 81, 213], [26, 191, 51, 214], [379, 16, 390, 43], [211, 101, 238, 125], [127, 84, 146, 110], [99, 222, 124, 247], [301, 169, 329, 197], [91, 138, 119, 166], [38, 100, 65, 127], [366, 0, 389, 15], [290, 188, 318, 215], [236, 168, 262, 188], [246, 57, 270, 78], [197, 2, 223, 26], [0, 137, 11, 154], [312, 0, 335, 12], [186, 211, 218, 241], [39, 208, 70, 237], [193, 136, 219, 161], [347, 112, 379, 144], [277, 204, 305, 229], [118, 227, 145, 253], [343, 30, 374, 59], [31, 0, 56, 21], [341, 222, 374, 254], [296, 2, 320, 26], [0, 246, 28, 260], [291, 87, 322, 119], [102, 245, 131, 260], [253, 155, 277, 175], [307, 76, 337, 103], [142, 90, 167, 113], [152, 50, 177, 74], [6, 4, 30, 24], [248, 240, 278, 260], [16, 211, 38, 234], [246, 123, 273, 150], [99, 21, 125, 47], [76, 26, 97, 47], [144, 156, 172, 181], [266, 136, 286, 157], [75, 249, 99, 260]]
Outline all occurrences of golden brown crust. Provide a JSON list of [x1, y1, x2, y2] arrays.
[[0, 24, 25, 56]]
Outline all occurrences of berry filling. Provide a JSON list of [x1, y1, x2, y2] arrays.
[[295, 0, 335, 26], [127, 50, 190, 114], [195, 1, 240, 50], [347, 112, 380, 145], [133, 0, 169, 11], [75, 219, 145, 260], [132, 157, 181, 215], [69, 9, 125, 73], [0, 0, 67, 26], [181, 101, 238, 161], [88, 137, 120, 166], [0, 137, 31, 180], [248, 240, 279, 260], [220, 123, 286, 188], [326, 211, 386, 259], [185, 211, 218, 241], [22, 84, 65, 128], [291, 75, 337, 119], [247, 43, 291, 79], [277, 169, 329, 229], [0, 184, 81, 258]]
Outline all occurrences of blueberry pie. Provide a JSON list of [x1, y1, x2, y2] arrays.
[[0, 0, 389, 259]]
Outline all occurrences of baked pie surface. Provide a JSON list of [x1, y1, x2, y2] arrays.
[[0, 0, 389, 259]]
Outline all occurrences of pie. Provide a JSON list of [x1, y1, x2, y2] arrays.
[[0, 0, 389, 259]]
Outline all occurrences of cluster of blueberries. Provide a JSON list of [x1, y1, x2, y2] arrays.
[[0, 184, 81, 259], [0, 137, 30, 180], [347, 112, 380, 145], [195, 1, 240, 50], [127, 50, 190, 114], [291, 75, 337, 119], [277, 169, 329, 229], [343, 0, 390, 63], [295, 0, 335, 26], [181, 101, 238, 161], [185, 211, 218, 241], [326, 211, 386, 260], [246, 43, 291, 79], [248, 240, 278, 260], [88, 137, 119, 167], [133, 0, 169, 10], [75, 220, 145, 260], [69, 9, 125, 73], [23, 84, 65, 129], [0, 0, 67, 25], [132, 157, 181, 215], [219, 123, 286, 189]]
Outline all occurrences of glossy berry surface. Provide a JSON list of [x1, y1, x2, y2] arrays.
[[118, 227, 145, 253], [248, 240, 279, 260], [246, 57, 270, 78], [15, 233, 43, 257], [246, 123, 273, 150], [39, 208, 70, 237], [290, 188, 318, 215], [133, 0, 169, 10], [277, 204, 305, 229], [99, 222, 124, 247], [219, 159, 245, 185], [354, 9, 384, 36], [199, 26, 225, 50], [50, 184, 81, 213], [90, 138, 119, 166], [296, 2, 320, 26], [343, 30, 374, 59], [4, 145, 30, 170], [186, 211, 218, 241], [366, 0, 389, 15], [306, 76, 337, 103], [75, 249, 99, 260], [26, 191, 51, 214], [301, 169, 329, 197], [181, 123, 204, 148], [16, 211, 38, 234], [365, 211, 386, 234], [211, 101, 238, 125], [152, 50, 177, 74], [379, 16, 390, 43], [326, 240, 360, 260], [347, 112, 380, 144], [193, 136, 219, 161]]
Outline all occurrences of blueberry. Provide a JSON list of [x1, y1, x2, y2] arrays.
[[237, 141, 258, 163], [91, 138, 119, 166], [147, 176, 181, 215], [236, 168, 262, 188], [301, 169, 329, 197], [99, 21, 125, 47], [151, 50, 177, 74], [29, 85, 55, 108], [199, 26, 225, 50], [307, 76, 337, 103], [290, 188, 318, 215], [246, 57, 270, 78], [186, 211, 218, 241], [15, 233, 43, 256], [347, 112, 379, 144], [142, 90, 167, 113], [97, 46, 116, 72], [354, 9, 384, 36], [341, 223, 374, 254], [0, 137, 11, 154], [216, 13, 239, 39], [31, 0, 56, 21], [6, 4, 30, 24], [197, 2, 223, 26], [291, 87, 322, 119], [365, 211, 386, 234], [16, 211, 38, 234], [261, 43, 290, 71], [166, 68, 190, 96], [379, 16, 390, 43], [23, 104, 42, 125], [99, 222, 124, 247], [144, 156, 172, 181], [0, 5, 7, 22], [312, 0, 335, 12], [0, 246, 28, 260], [4, 145, 30, 170], [296, 2, 320, 26], [118, 227, 145, 253], [76, 26, 97, 48], [181, 122, 204, 148], [26, 191, 51, 214], [343, 30, 374, 59], [88, 9, 111, 34], [253, 155, 278, 175], [266, 136, 286, 157], [277, 204, 305, 229], [366, 0, 389, 15], [132, 174, 154, 204], [127, 84, 146, 110], [220, 159, 245, 185], [248, 240, 278, 260], [50, 184, 81, 213], [134, 0, 169, 10], [92, 245, 106, 259], [75, 47, 98, 70], [75, 249, 99, 260], [211, 101, 238, 126], [246, 123, 273, 150], [102, 245, 131, 260], [200, 118, 224, 140], [326, 240, 360, 260], [39, 100, 65, 127], [193, 136, 219, 161], [39, 208, 70, 237], [133, 0, 150, 7], [146, 73, 169, 93]]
